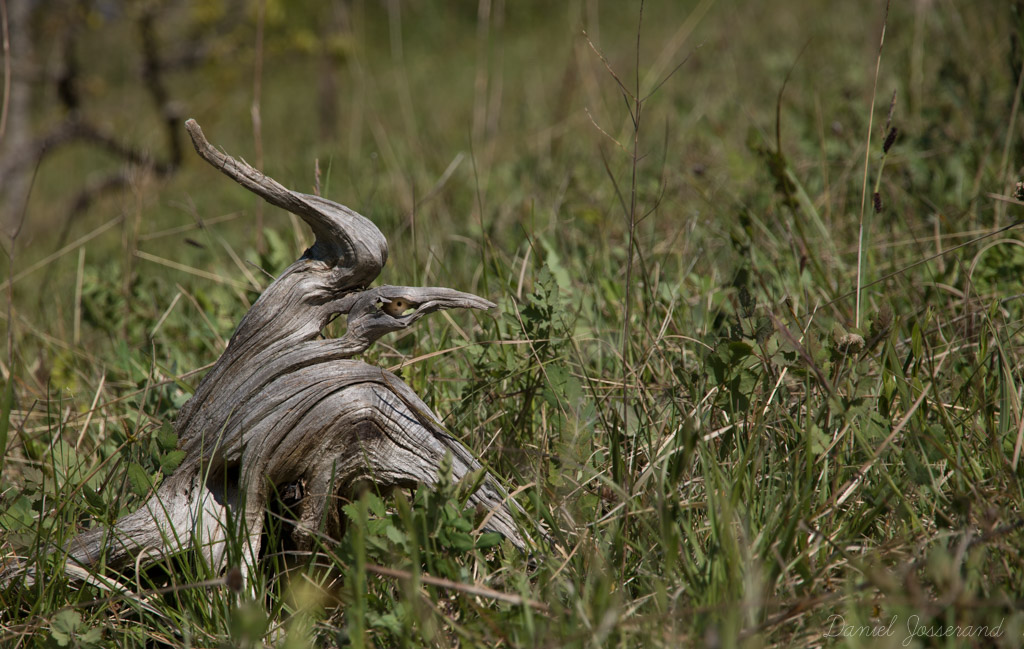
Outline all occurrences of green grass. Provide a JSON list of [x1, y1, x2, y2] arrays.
[[3, 0, 1024, 646]]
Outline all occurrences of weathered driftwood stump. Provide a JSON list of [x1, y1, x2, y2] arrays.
[[60, 119, 525, 579]]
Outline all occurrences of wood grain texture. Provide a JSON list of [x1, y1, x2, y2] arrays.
[[50, 119, 526, 582]]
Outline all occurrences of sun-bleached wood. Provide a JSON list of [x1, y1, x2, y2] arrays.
[[16, 119, 525, 585]]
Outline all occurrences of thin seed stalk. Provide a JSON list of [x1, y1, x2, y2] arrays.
[[618, 94, 647, 504]]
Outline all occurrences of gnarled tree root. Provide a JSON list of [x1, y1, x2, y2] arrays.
[[3, 119, 527, 589]]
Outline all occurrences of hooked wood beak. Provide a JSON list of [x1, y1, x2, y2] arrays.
[[336, 285, 495, 352]]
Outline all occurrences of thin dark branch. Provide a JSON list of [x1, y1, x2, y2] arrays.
[[775, 39, 812, 158], [138, 10, 183, 169], [597, 144, 629, 219], [635, 0, 643, 102]]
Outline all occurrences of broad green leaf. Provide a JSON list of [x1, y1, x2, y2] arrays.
[[126, 463, 153, 497]]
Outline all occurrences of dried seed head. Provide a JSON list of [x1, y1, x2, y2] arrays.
[[884, 90, 898, 134], [872, 192, 883, 214], [835, 332, 865, 354], [883, 126, 898, 154], [224, 566, 244, 592], [870, 303, 894, 340]]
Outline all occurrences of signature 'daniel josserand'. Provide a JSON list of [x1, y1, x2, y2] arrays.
[[823, 614, 1004, 646]]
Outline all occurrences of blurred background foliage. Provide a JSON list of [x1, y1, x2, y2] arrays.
[[6, 0, 1016, 395]]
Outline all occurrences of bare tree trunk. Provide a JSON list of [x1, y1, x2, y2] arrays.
[[1, 0, 33, 236]]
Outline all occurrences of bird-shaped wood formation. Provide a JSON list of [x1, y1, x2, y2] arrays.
[[3, 120, 528, 588]]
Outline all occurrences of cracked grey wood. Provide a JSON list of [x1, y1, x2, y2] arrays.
[[43, 119, 527, 582]]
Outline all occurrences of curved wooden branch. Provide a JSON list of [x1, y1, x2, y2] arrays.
[[2, 120, 527, 589], [185, 119, 387, 282]]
